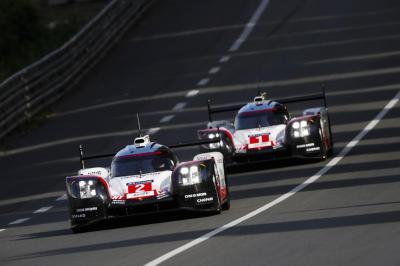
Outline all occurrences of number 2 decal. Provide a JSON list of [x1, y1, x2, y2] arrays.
[[135, 184, 145, 192], [128, 183, 152, 193]]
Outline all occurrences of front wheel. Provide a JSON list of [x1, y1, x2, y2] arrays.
[[213, 175, 222, 214], [71, 224, 88, 234], [318, 127, 328, 160], [222, 195, 230, 210], [221, 175, 230, 210], [326, 112, 334, 157], [214, 193, 222, 214]]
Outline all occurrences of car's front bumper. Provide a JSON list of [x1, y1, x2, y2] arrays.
[[230, 139, 324, 165], [68, 182, 220, 229]]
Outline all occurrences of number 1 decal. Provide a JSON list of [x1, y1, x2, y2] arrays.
[[249, 134, 269, 144]]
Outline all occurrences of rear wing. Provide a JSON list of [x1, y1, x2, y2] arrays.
[[168, 138, 222, 149], [78, 138, 223, 169], [207, 87, 328, 123]]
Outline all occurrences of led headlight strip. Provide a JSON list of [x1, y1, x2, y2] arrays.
[[292, 120, 310, 138], [179, 165, 201, 185], [78, 180, 97, 198], [207, 133, 220, 139]]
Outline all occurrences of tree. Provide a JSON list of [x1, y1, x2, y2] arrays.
[[0, 0, 40, 80]]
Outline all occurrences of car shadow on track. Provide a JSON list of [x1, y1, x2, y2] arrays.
[[231, 173, 400, 201], [227, 156, 323, 175], [229, 157, 400, 188], [17, 210, 218, 239], [83, 210, 218, 233], [9, 209, 400, 261]]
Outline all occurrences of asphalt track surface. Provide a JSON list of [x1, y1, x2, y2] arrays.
[[1, 0, 400, 265]]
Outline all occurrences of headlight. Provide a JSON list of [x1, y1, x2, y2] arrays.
[[66, 178, 108, 200], [208, 140, 223, 149], [78, 180, 97, 199], [190, 166, 200, 184], [180, 167, 189, 175], [209, 143, 217, 149], [301, 128, 310, 136], [292, 120, 310, 138], [179, 165, 201, 186], [207, 133, 220, 139]]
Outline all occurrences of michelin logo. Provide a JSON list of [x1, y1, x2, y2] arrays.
[[306, 147, 320, 152], [197, 197, 214, 203]]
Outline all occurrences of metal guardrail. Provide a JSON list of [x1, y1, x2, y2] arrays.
[[0, 0, 154, 140]]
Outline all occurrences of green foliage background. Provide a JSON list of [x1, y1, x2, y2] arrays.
[[0, 0, 99, 83], [0, 0, 41, 81]]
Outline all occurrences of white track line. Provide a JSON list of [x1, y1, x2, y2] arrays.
[[8, 218, 30, 225], [219, 55, 231, 63], [172, 102, 187, 111], [160, 115, 175, 123], [186, 90, 199, 98], [55, 194, 67, 201], [208, 67, 221, 75], [146, 127, 161, 135], [197, 78, 210, 86], [229, 0, 271, 52], [144, 90, 400, 266], [0, 229, 5, 233], [33, 206, 53, 214]]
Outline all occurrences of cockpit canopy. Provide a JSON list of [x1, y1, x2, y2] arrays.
[[234, 106, 289, 130], [111, 149, 176, 177]]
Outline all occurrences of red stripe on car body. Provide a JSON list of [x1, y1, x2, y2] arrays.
[[118, 151, 162, 159]]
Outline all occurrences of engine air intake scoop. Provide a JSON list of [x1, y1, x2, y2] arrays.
[[134, 135, 150, 148], [254, 92, 267, 105]]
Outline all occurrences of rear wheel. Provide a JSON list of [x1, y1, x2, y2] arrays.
[[221, 139, 234, 165]]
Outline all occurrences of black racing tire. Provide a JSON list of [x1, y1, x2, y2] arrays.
[[223, 151, 233, 165], [222, 194, 230, 210], [318, 126, 327, 160], [71, 225, 86, 234], [214, 193, 222, 214], [326, 143, 334, 157], [326, 112, 334, 157], [70, 221, 93, 233], [213, 174, 222, 214], [221, 175, 230, 210]]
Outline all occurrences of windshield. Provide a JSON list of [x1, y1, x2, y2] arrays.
[[111, 154, 174, 177], [235, 110, 287, 130]]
